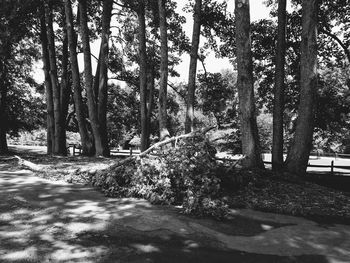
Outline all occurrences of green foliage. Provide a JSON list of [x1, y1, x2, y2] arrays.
[[257, 114, 273, 152], [107, 84, 140, 146], [196, 71, 237, 128], [91, 136, 230, 219]]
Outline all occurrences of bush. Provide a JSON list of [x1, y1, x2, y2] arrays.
[[91, 136, 230, 219]]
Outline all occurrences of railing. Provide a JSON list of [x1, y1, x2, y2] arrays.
[[263, 161, 350, 175], [220, 153, 350, 176], [67, 144, 142, 157], [110, 148, 141, 156], [68, 144, 81, 156]]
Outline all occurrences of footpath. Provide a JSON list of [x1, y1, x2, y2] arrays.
[[0, 159, 350, 262]]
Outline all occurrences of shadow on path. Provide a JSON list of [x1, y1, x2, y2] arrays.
[[0, 165, 348, 262]]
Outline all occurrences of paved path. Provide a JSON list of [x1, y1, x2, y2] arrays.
[[1, 163, 350, 262]]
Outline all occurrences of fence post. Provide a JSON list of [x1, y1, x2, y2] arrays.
[[331, 160, 334, 175], [130, 148, 133, 156], [73, 145, 76, 156]]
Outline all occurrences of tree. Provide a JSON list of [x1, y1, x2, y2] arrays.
[[39, 9, 55, 154], [137, 0, 149, 151], [78, 0, 112, 157], [0, 0, 40, 154], [108, 0, 189, 144], [44, 1, 68, 155], [185, 0, 202, 133], [272, 0, 287, 171], [64, 0, 93, 155], [158, 0, 170, 140], [196, 72, 236, 128], [285, 0, 319, 175], [235, 0, 264, 169], [96, 0, 114, 156]]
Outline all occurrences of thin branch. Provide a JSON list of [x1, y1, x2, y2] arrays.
[[319, 27, 350, 63], [168, 82, 186, 101]]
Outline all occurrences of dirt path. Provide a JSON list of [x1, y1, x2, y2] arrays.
[[1, 160, 350, 263]]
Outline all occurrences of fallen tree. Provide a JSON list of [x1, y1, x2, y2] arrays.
[[90, 126, 238, 218], [14, 155, 45, 171], [108, 126, 217, 170]]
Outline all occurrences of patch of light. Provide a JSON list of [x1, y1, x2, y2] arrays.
[[131, 244, 161, 253], [65, 222, 107, 234], [261, 224, 273, 231], [1, 246, 37, 261]]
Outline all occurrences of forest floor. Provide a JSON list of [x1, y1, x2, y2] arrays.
[[1, 145, 350, 262]]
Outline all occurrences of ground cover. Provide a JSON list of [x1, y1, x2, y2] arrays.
[[9, 146, 350, 224]]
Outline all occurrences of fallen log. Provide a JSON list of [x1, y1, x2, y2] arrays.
[[14, 155, 45, 171]]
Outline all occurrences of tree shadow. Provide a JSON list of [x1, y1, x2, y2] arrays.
[[0, 167, 348, 263]]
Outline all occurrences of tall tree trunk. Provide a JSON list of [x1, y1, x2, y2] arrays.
[[0, 62, 8, 154], [272, 0, 287, 171], [96, 0, 113, 156], [235, 0, 264, 169], [285, 0, 319, 175], [138, 1, 148, 151], [64, 0, 92, 155], [146, 66, 155, 147], [185, 0, 202, 133], [40, 10, 55, 155], [93, 48, 101, 105], [79, 0, 104, 156], [158, 0, 170, 141], [60, 11, 69, 154], [45, 2, 66, 155]]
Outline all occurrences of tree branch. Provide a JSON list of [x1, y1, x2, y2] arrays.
[[168, 82, 186, 101], [108, 126, 216, 170], [319, 28, 350, 63]]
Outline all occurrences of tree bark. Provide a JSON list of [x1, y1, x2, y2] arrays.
[[64, 0, 92, 155], [138, 1, 149, 151], [44, 2, 66, 155], [60, 11, 69, 154], [93, 48, 101, 105], [272, 0, 287, 171], [235, 0, 264, 169], [146, 66, 155, 146], [158, 0, 170, 141], [285, 0, 319, 175], [96, 0, 113, 156], [0, 61, 8, 154], [185, 0, 202, 133], [40, 9, 55, 155], [79, 0, 104, 156]]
